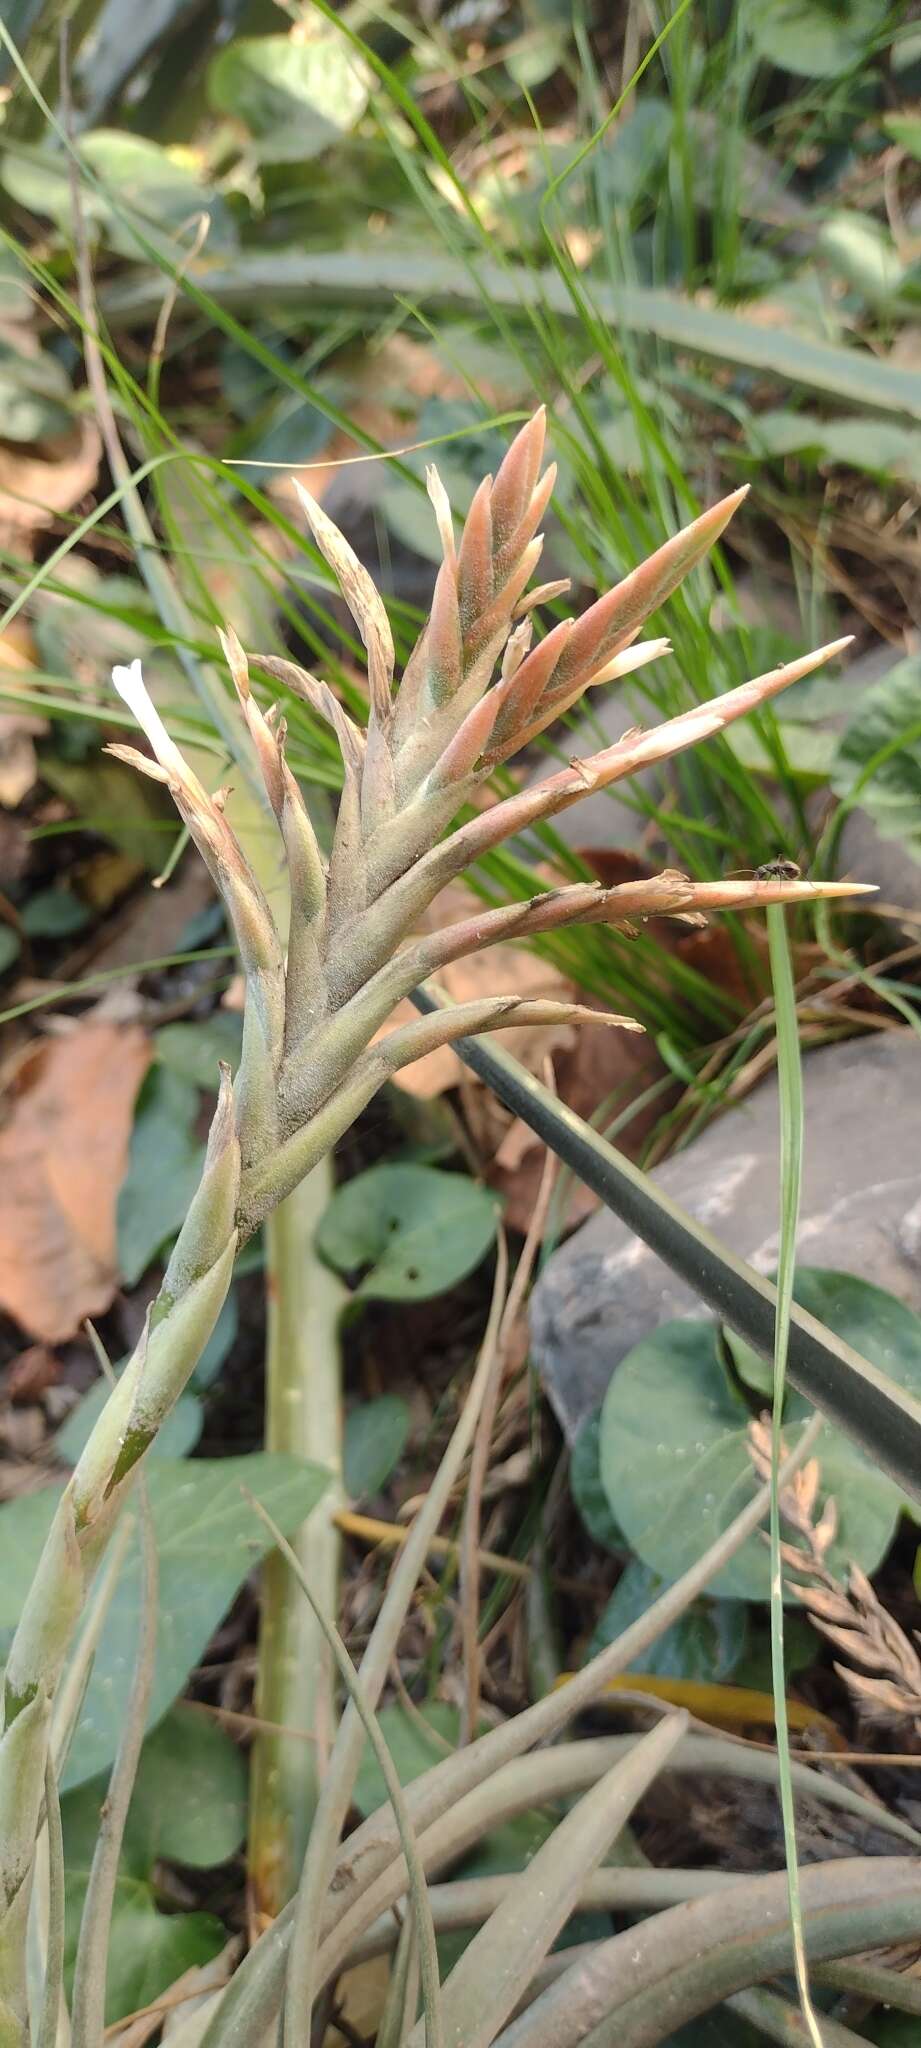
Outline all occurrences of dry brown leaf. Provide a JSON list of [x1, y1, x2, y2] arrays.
[[1, 1345, 59, 1403], [0, 416, 101, 548], [0, 710, 46, 808], [0, 1021, 152, 1342], [0, 619, 46, 807], [87, 857, 213, 977]]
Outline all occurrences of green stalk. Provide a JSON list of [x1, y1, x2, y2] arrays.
[[248, 1162, 345, 1922], [766, 903, 818, 2048]]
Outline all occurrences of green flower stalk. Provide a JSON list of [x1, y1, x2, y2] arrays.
[[0, 411, 872, 2044]]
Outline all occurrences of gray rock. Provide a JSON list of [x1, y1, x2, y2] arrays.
[[530, 1033, 921, 1442]]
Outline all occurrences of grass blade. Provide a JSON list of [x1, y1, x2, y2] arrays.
[[766, 902, 820, 2047]]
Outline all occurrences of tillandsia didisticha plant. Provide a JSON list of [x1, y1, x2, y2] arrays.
[[0, 411, 874, 2043]]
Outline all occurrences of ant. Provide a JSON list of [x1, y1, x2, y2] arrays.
[[755, 858, 802, 882], [727, 858, 803, 882]]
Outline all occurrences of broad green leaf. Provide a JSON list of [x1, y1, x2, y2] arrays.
[[570, 1412, 624, 1553], [155, 1014, 243, 1089], [21, 887, 91, 939], [38, 750, 174, 872], [117, 1065, 204, 1285], [344, 1395, 410, 1499], [56, 1384, 202, 1467], [208, 33, 369, 163], [316, 1164, 498, 1304], [128, 1705, 246, 1866], [731, 1611, 820, 1692], [0, 132, 236, 256], [599, 1317, 911, 1600], [726, 1270, 921, 1401], [724, 718, 836, 784], [353, 1701, 465, 1818], [819, 212, 905, 305], [745, 0, 887, 77], [61, 1707, 244, 2020], [504, 24, 569, 89], [0, 1454, 329, 1786], [750, 409, 921, 486], [861, 2017, 920, 2048], [597, 98, 672, 205], [883, 115, 921, 161], [588, 1559, 748, 1680], [0, 927, 21, 975], [62, 1877, 223, 2027], [101, 250, 921, 424], [62, 1705, 246, 1875], [0, 338, 73, 443], [832, 655, 921, 858]]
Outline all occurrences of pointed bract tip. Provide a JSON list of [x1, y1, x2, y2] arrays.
[[218, 624, 250, 699], [292, 476, 320, 519]]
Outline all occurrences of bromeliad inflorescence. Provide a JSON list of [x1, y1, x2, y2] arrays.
[[0, 411, 873, 2046], [109, 407, 864, 1231]]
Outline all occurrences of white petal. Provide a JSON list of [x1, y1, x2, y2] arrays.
[[587, 638, 671, 689], [112, 660, 180, 770]]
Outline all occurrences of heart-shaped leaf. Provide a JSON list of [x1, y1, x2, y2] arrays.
[[746, 0, 887, 78], [599, 1312, 912, 1600], [725, 1269, 921, 1401], [315, 1164, 497, 1304], [60, 1705, 246, 2024], [570, 1411, 624, 1553], [588, 1558, 748, 1678], [0, 1453, 328, 1786], [344, 1395, 411, 1499], [208, 33, 369, 164], [832, 655, 921, 862], [117, 1065, 204, 1286], [0, 131, 236, 256]]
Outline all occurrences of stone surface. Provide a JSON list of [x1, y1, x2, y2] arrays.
[[530, 1032, 921, 1442]]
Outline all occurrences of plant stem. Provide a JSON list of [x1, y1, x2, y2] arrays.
[[247, 1160, 345, 1923]]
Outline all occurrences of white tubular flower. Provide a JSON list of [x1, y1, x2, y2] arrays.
[[112, 659, 189, 784], [587, 638, 672, 689]]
